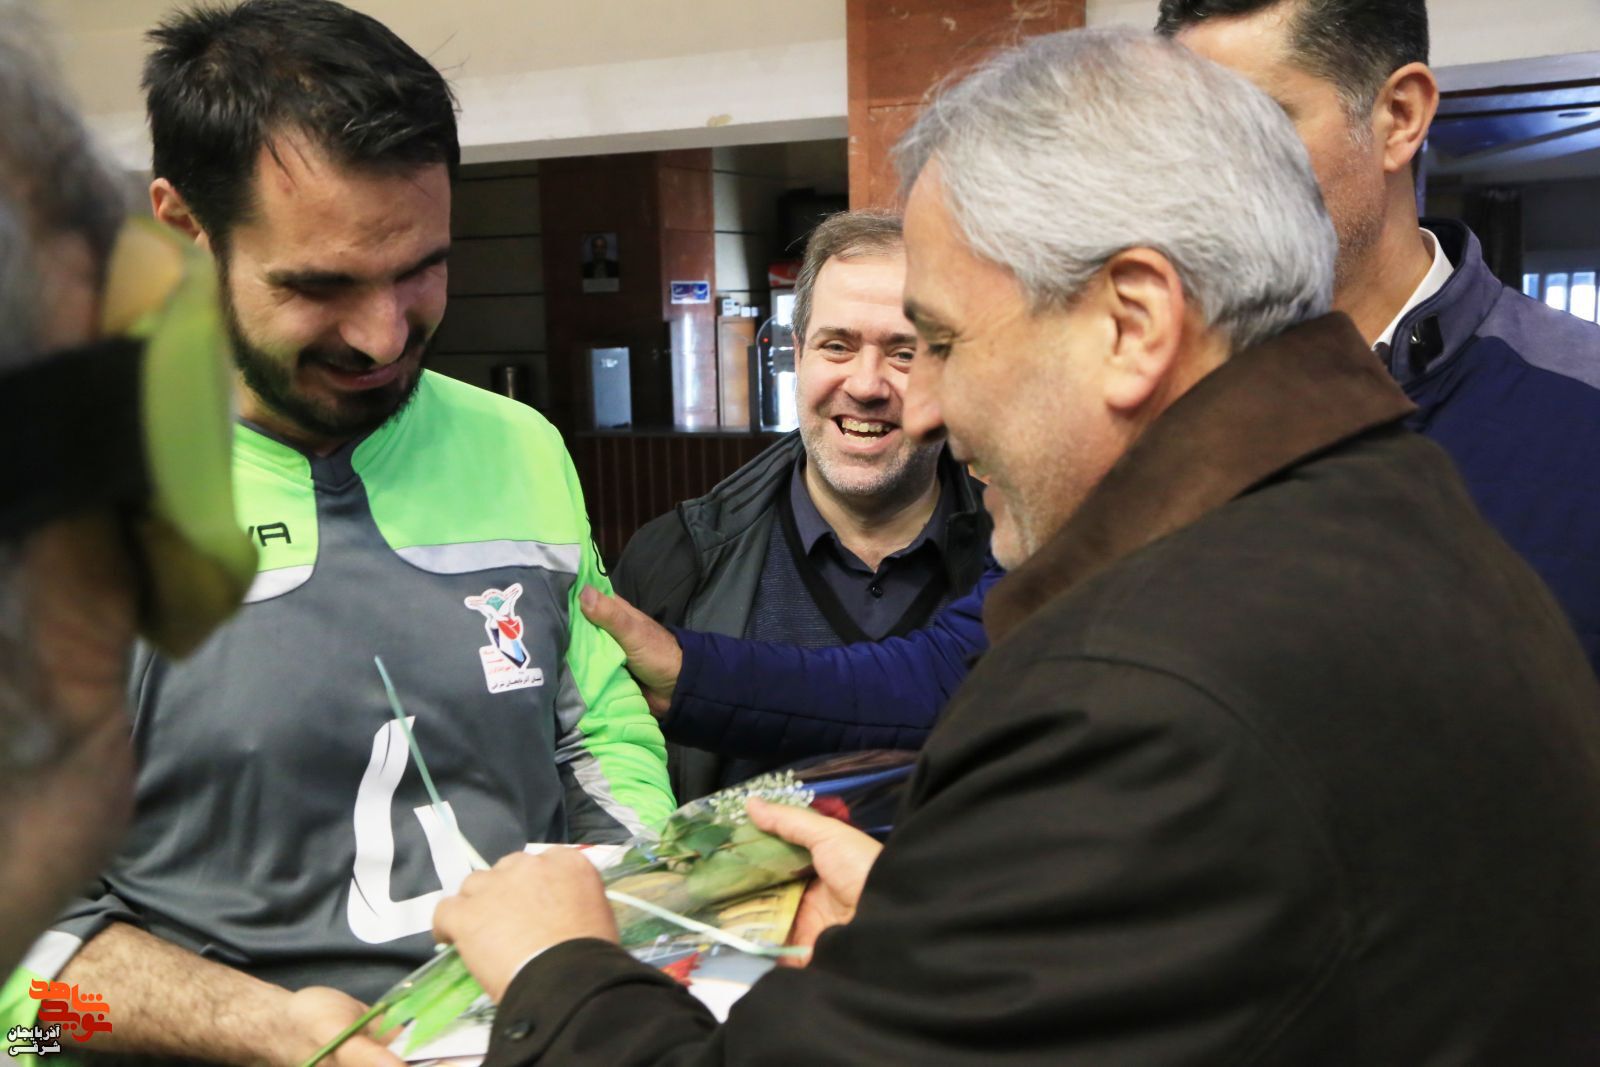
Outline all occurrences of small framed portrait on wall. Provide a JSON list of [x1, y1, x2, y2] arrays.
[[582, 232, 620, 293]]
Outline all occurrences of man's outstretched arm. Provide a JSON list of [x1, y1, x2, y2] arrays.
[[55, 924, 399, 1066], [581, 560, 1001, 762], [441, 657, 1346, 1067]]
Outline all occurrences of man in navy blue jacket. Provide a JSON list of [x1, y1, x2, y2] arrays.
[[582, 0, 1600, 763]]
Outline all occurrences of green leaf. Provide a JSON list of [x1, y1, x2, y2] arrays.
[[378, 951, 479, 1032], [404, 967, 487, 1053], [673, 822, 734, 858]]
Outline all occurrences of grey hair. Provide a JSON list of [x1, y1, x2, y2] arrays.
[[895, 27, 1336, 353], [0, 0, 127, 371]]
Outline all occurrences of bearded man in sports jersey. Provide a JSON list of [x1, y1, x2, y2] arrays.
[[28, 2, 673, 1063]]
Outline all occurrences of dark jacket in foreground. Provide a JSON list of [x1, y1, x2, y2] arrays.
[[482, 315, 1600, 1066], [613, 432, 990, 796], [664, 218, 1600, 761]]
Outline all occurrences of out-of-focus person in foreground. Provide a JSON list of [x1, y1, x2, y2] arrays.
[[0, 0, 253, 1022]]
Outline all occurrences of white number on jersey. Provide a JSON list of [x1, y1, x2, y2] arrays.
[[346, 717, 477, 944]]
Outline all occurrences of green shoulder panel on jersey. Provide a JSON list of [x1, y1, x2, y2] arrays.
[[354, 372, 675, 827], [0, 966, 41, 1043], [1, 930, 83, 1060], [355, 373, 585, 574], [232, 424, 318, 603]]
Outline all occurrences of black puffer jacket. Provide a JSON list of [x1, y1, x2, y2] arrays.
[[612, 432, 990, 799]]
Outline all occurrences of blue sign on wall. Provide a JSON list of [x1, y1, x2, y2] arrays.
[[670, 280, 711, 305]]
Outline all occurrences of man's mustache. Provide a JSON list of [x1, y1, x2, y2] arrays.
[[298, 328, 430, 372], [826, 403, 898, 421]]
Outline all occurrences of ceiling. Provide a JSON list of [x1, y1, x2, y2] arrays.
[[1427, 67, 1600, 183]]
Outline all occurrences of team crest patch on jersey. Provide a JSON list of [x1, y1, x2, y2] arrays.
[[464, 583, 544, 693]]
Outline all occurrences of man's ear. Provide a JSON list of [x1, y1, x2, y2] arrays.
[[149, 178, 213, 253], [1099, 248, 1185, 415], [1373, 62, 1438, 177]]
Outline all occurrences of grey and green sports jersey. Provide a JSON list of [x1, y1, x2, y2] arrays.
[[44, 371, 673, 1004]]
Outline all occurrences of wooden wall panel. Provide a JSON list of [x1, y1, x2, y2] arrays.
[[571, 432, 780, 564], [452, 175, 541, 237], [432, 295, 547, 354], [540, 153, 669, 435], [847, 0, 1085, 209], [433, 163, 546, 403], [448, 236, 544, 296], [540, 150, 716, 437]]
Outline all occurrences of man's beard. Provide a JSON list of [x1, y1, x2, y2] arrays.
[[1327, 121, 1387, 299], [800, 414, 942, 515], [225, 299, 429, 442]]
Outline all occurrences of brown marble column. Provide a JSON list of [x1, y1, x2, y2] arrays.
[[847, 0, 1085, 210], [657, 150, 719, 431]]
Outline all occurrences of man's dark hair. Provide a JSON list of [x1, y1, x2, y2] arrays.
[[1155, 0, 1429, 118], [793, 210, 903, 346], [143, 0, 459, 249]]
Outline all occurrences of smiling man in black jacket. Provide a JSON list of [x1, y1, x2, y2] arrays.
[[612, 210, 990, 799]]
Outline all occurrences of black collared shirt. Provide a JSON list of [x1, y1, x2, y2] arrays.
[[787, 457, 951, 641]]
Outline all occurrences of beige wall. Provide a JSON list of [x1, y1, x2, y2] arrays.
[[48, 0, 1600, 171], [1086, 0, 1600, 67], [48, 0, 848, 168]]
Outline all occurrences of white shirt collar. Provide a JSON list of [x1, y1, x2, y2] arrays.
[[1374, 228, 1454, 350]]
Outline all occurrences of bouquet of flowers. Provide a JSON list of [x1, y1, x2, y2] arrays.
[[605, 750, 912, 945], [302, 747, 916, 1066]]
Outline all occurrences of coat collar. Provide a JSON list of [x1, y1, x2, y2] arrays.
[[679, 431, 985, 556], [983, 313, 1417, 645], [1384, 218, 1505, 386]]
